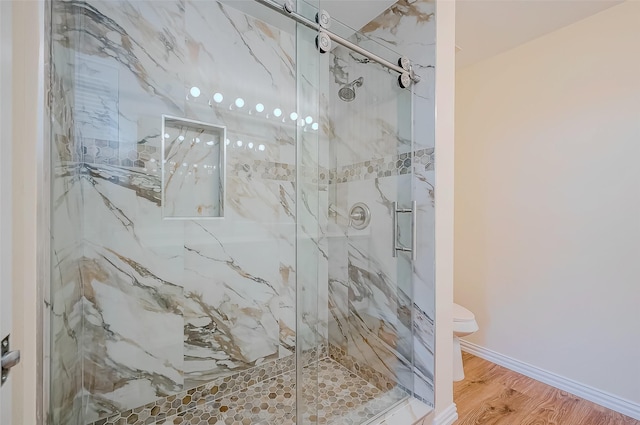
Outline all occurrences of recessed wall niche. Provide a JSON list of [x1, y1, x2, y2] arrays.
[[162, 115, 226, 219]]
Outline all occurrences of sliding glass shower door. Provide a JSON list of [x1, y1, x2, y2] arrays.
[[296, 5, 417, 424]]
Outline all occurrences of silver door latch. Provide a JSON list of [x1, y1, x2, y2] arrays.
[[1, 335, 20, 386]]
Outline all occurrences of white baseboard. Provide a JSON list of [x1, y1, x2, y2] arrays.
[[432, 403, 458, 425], [460, 340, 640, 421]]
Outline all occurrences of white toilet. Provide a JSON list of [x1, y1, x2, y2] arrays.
[[453, 303, 479, 381]]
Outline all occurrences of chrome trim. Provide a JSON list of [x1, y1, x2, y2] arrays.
[[349, 202, 371, 230], [411, 201, 417, 261], [393, 202, 416, 258], [392, 202, 398, 257]]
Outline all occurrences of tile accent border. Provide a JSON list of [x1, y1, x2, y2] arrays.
[[330, 148, 434, 184], [76, 147, 436, 195], [232, 159, 296, 182]]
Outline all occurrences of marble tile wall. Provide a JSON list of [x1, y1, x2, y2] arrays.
[[330, 149, 434, 184], [50, 0, 436, 424]]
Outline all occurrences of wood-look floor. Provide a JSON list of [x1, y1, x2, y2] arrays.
[[453, 352, 640, 425]]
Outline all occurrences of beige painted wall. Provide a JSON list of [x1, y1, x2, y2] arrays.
[[0, 0, 14, 420], [11, 1, 45, 424], [455, 0, 640, 405]]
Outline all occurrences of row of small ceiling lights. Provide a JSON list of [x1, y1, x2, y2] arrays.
[[189, 86, 320, 131]]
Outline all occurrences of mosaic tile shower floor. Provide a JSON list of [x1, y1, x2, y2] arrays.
[[156, 358, 407, 425]]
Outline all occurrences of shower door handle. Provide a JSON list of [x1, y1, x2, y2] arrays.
[[392, 201, 417, 261]]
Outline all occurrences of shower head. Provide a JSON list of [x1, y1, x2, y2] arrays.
[[338, 77, 364, 102]]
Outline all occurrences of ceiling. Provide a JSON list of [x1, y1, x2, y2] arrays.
[[456, 0, 623, 69]]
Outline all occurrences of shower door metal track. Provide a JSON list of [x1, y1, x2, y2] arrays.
[[253, 0, 420, 84]]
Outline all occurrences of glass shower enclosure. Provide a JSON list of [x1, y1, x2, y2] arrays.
[[48, 0, 436, 424]]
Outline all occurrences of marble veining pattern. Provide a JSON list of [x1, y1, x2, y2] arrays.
[[50, 0, 437, 422]]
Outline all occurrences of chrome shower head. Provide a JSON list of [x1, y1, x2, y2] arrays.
[[338, 77, 364, 102], [338, 86, 356, 102]]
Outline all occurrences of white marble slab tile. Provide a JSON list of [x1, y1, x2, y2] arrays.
[[79, 243, 184, 422], [360, 0, 436, 69], [184, 0, 298, 165], [181, 217, 284, 385], [328, 46, 412, 168]]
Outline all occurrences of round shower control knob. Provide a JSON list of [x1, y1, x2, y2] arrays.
[[398, 72, 412, 89], [316, 31, 331, 54], [349, 203, 371, 230], [316, 9, 331, 29]]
